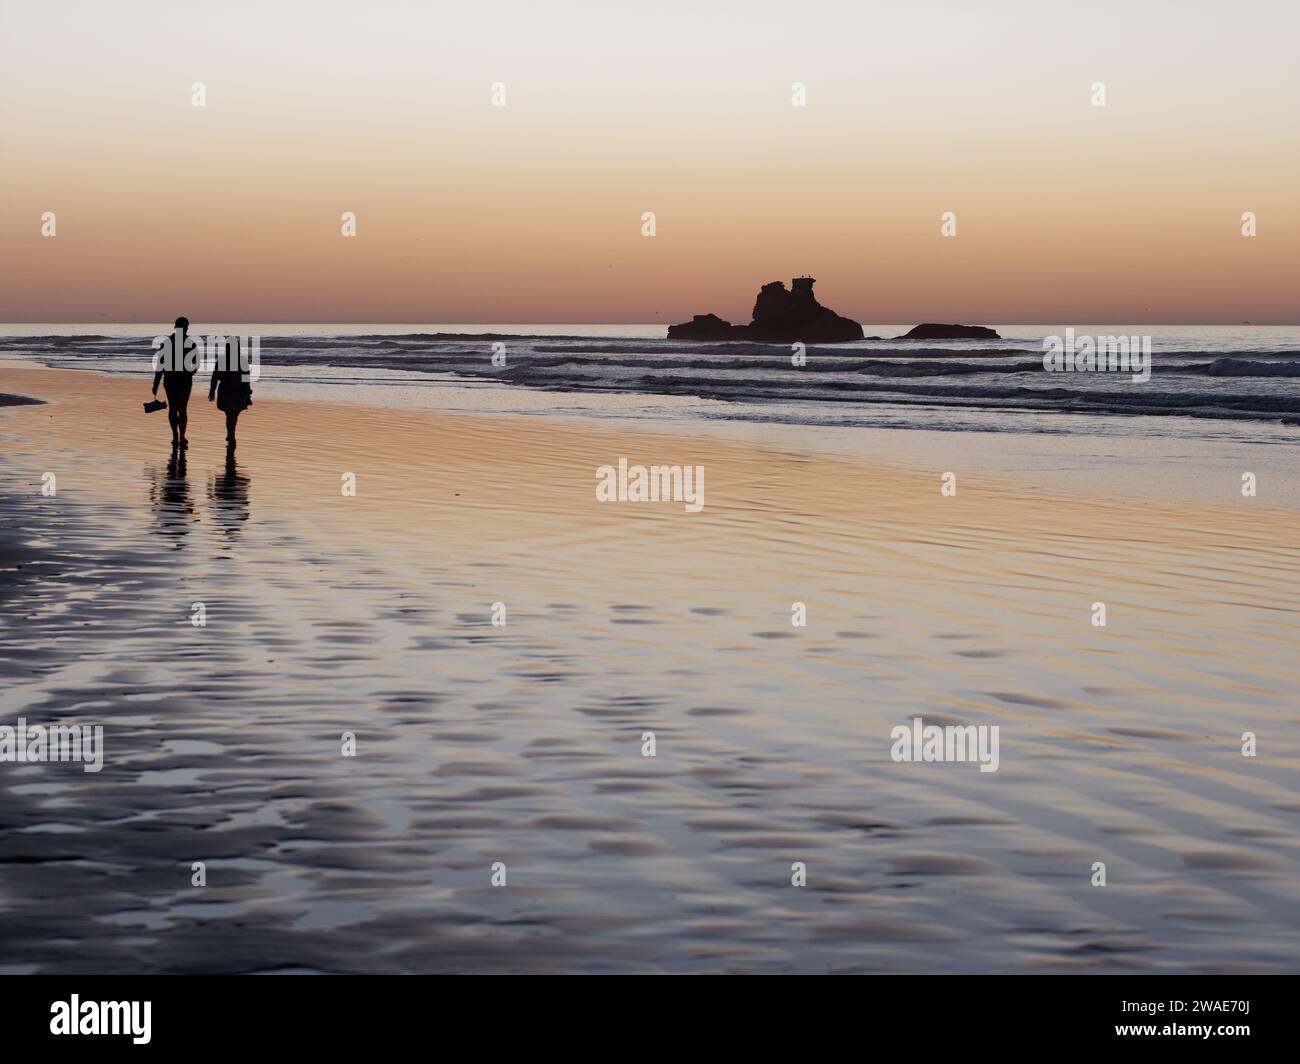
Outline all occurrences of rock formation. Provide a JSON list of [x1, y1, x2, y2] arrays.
[[668, 277, 864, 343], [898, 323, 1000, 340], [667, 313, 735, 341]]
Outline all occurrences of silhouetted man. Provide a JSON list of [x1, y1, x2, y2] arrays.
[[152, 316, 200, 448]]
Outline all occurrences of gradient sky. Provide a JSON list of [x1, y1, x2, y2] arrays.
[[3, 0, 1299, 323]]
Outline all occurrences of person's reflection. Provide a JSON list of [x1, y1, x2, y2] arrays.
[[208, 450, 250, 540], [147, 445, 194, 544]]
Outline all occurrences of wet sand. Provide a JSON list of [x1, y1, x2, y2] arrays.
[[1, 363, 1298, 973]]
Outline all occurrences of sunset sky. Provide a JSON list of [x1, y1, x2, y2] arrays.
[[2, 0, 1298, 324]]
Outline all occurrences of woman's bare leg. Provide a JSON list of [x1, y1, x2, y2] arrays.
[[225, 410, 239, 446]]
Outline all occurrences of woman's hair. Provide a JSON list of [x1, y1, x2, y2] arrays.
[[174, 316, 190, 331]]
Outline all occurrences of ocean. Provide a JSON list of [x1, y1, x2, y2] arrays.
[[4, 324, 1300, 442]]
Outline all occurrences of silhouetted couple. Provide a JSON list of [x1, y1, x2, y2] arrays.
[[151, 317, 252, 451]]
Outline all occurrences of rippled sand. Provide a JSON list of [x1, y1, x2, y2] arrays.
[[1, 364, 1298, 973]]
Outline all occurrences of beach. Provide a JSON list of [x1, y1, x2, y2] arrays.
[[2, 360, 1299, 974]]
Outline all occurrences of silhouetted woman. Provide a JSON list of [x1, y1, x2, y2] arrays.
[[151, 316, 199, 448], [208, 336, 252, 450]]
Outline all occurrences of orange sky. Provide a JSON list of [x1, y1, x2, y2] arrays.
[[3, 0, 1298, 324]]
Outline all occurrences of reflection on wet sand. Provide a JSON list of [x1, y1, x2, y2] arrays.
[[208, 452, 250, 540], [147, 446, 194, 544], [2, 365, 1299, 974]]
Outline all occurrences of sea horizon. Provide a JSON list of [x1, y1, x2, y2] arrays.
[[7, 323, 1300, 446], [4, 321, 1300, 331]]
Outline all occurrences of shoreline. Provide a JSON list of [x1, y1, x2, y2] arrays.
[[6, 359, 1300, 512], [3, 362, 1299, 973]]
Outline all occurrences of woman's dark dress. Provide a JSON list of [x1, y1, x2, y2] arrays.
[[211, 368, 251, 413]]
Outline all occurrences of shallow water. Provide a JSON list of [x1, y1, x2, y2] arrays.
[[1, 366, 1298, 973], [5, 322, 1300, 431]]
